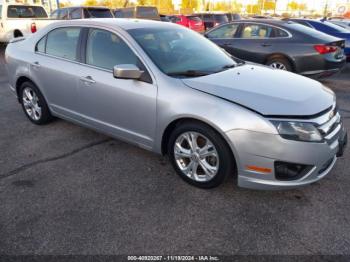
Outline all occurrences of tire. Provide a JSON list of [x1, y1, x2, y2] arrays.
[[168, 121, 235, 189], [19, 81, 53, 125], [266, 56, 292, 72]]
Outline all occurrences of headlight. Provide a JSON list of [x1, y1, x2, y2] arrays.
[[272, 121, 323, 142]]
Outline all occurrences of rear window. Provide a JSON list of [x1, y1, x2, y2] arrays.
[[7, 5, 48, 18], [187, 16, 201, 22], [214, 14, 228, 23], [286, 22, 330, 37], [84, 8, 113, 18], [136, 7, 159, 18]]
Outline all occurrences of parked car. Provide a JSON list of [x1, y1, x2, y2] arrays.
[[50, 6, 114, 20], [205, 20, 346, 78], [224, 13, 241, 22], [114, 6, 160, 21], [171, 15, 205, 33], [328, 18, 350, 30], [289, 19, 350, 61], [160, 14, 173, 22], [5, 19, 347, 190], [196, 13, 228, 30], [0, 3, 56, 43]]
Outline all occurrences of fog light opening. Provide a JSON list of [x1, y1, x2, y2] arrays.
[[274, 161, 313, 181]]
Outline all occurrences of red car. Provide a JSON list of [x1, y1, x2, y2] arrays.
[[172, 15, 205, 33]]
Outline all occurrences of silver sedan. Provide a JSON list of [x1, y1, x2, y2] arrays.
[[5, 19, 347, 190]]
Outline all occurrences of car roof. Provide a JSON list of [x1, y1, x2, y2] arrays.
[[227, 19, 295, 26], [48, 18, 179, 30]]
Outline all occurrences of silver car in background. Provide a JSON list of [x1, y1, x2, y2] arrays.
[[5, 19, 347, 190]]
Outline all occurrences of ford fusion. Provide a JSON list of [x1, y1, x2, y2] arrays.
[[5, 19, 347, 190]]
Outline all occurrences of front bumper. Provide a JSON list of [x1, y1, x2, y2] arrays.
[[226, 117, 347, 190]]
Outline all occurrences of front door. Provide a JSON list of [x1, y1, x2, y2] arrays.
[[76, 28, 157, 148]]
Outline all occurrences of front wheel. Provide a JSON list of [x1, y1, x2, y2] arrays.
[[168, 122, 235, 189]]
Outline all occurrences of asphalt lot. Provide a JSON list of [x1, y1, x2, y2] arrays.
[[0, 44, 349, 256]]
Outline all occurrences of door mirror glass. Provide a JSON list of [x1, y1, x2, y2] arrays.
[[113, 64, 144, 80]]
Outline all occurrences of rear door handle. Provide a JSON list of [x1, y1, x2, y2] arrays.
[[31, 61, 41, 68], [261, 43, 272, 47], [80, 76, 96, 84]]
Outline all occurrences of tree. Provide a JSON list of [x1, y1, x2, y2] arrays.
[[137, 0, 157, 6], [288, 1, 299, 12], [83, 0, 98, 6]]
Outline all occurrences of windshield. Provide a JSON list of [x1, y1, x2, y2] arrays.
[[7, 5, 48, 18], [84, 8, 113, 18], [128, 27, 236, 77]]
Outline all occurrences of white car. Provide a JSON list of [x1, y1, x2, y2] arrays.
[[0, 2, 56, 43]]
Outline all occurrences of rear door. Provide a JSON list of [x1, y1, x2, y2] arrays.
[[32, 27, 83, 118], [228, 23, 281, 63], [76, 28, 157, 148]]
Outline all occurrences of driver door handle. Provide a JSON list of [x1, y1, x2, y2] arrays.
[[80, 76, 96, 84], [30, 61, 41, 69]]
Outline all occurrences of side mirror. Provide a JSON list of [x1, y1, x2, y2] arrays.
[[113, 64, 144, 80]]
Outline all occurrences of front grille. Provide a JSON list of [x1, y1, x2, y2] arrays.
[[317, 108, 342, 145]]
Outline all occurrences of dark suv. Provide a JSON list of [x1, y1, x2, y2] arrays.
[[50, 6, 114, 20], [114, 6, 160, 21], [196, 13, 228, 30]]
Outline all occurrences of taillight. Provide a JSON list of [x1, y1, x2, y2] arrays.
[[314, 44, 338, 54], [31, 23, 37, 33]]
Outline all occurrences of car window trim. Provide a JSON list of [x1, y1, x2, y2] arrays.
[[207, 22, 292, 40], [238, 22, 292, 39], [34, 26, 83, 63], [206, 23, 242, 39], [34, 24, 156, 84], [81, 27, 153, 84]]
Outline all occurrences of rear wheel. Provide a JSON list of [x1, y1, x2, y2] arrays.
[[19, 81, 53, 125], [168, 122, 235, 189], [266, 56, 292, 72]]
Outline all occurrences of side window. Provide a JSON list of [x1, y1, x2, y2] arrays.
[[35, 36, 46, 52], [240, 24, 273, 38], [273, 28, 289, 38], [70, 8, 82, 19], [207, 24, 239, 38], [46, 27, 81, 61], [58, 9, 68, 19], [86, 29, 138, 70], [0, 5, 3, 19]]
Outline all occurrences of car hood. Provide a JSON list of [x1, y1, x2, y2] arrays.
[[182, 64, 335, 117]]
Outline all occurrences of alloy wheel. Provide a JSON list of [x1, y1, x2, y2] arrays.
[[22, 87, 42, 121], [269, 62, 287, 70], [174, 131, 219, 182]]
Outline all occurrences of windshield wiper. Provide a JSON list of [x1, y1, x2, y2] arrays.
[[222, 64, 236, 69], [167, 70, 211, 77]]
